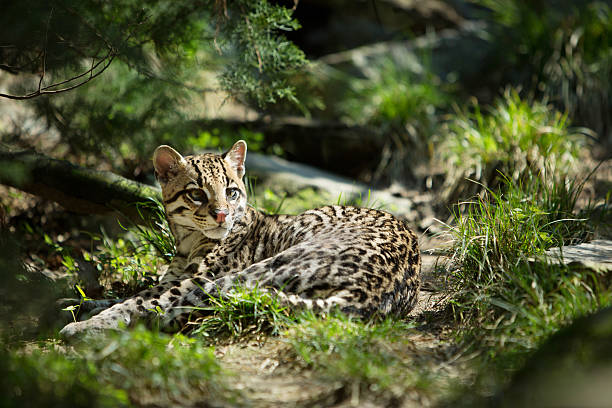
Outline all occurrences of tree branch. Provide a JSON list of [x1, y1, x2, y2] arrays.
[[0, 52, 116, 100]]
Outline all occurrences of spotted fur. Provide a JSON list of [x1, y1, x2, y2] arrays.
[[60, 141, 420, 338]]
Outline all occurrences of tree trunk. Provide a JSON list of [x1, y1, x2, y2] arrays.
[[0, 144, 161, 225]]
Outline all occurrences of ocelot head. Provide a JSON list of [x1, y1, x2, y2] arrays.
[[153, 140, 248, 240]]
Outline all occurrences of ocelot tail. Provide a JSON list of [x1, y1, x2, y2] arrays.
[[59, 140, 420, 338]]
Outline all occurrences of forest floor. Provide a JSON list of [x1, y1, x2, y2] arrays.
[[1, 174, 465, 407], [1, 154, 611, 407]]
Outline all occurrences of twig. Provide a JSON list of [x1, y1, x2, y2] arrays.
[[0, 4, 121, 101], [0, 52, 116, 100], [244, 15, 263, 72], [37, 8, 54, 94], [213, 0, 228, 54]]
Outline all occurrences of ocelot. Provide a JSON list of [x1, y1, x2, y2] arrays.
[[60, 140, 420, 338]]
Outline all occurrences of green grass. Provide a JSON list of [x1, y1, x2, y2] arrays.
[[0, 345, 126, 408], [125, 198, 176, 262], [183, 283, 443, 401], [447, 171, 597, 327], [443, 169, 611, 400], [334, 57, 452, 183], [340, 58, 449, 141], [246, 176, 334, 215], [336, 189, 385, 210], [190, 284, 296, 341], [1, 328, 234, 408], [449, 173, 591, 277], [9, 130, 605, 407], [89, 229, 162, 293], [445, 259, 612, 406], [286, 313, 432, 401], [46, 199, 174, 300], [439, 89, 585, 201]]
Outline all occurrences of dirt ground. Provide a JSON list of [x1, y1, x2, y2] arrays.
[[214, 235, 458, 408]]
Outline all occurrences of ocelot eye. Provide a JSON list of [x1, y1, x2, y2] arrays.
[[226, 187, 240, 200], [187, 189, 207, 204]]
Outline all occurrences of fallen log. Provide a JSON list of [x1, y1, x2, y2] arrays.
[[0, 144, 161, 225]]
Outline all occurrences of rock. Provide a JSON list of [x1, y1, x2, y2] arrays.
[[319, 20, 490, 86], [245, 151, 417, 218], [544, 240, 612, 273]]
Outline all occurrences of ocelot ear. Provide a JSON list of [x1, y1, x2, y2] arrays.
[[223, 140, 247, 179], [153, 145, 187, 184]]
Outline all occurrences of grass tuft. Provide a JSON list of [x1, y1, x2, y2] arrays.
[[439, 89, 586, 201], [126, 198, 176, 261], [83, 198, 173, 295], [444, 169, 610, 396], [449, 172, 591, 280], [190, 284, 296, 341]]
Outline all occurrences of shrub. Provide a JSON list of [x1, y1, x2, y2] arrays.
[[339, 58, 451, 184], [473, 0, 612, 144]]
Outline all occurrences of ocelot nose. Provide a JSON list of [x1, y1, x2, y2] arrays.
[[211, 209, 228, 224]]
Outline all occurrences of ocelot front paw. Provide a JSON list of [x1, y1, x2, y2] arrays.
[[59, 313, 129, 341], [59, 321, 105, 341]]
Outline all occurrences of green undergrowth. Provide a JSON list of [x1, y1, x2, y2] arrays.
[[249, 185, 333, 215], [337, 58, 453, 183], [90, 230, 162, 293], [445, 169, 611, 399], [474, 0, 612, 140], [339, 58, 450, 143], [336, 189, 386, 210], [98, 199, 175, 288], [22, 154, 608, 406], [0, 327, 234, 408], [246, 176, 333, 215], [246, 177, 384, 216], [450, 172, 592, 273], [439, 89, 586, 201], [127, 199, 176, 262], [170, 281, 442, 403], [191, 298, 441, 403], [48, 230, 162, 300], [46, 199, 173, 303]]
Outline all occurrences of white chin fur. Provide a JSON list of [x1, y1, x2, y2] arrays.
[[203, 226, 230, 240]]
